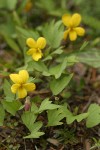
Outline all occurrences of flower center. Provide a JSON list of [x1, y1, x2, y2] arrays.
[[36, 48, 40, 53], [20, 84, 23, 88]]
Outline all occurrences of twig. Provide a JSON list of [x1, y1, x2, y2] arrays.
[[24, 139, 27, 150], [82, 92, 96, 113], [85, 139, 91, 150]]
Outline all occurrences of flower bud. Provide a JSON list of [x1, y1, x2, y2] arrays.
[[25, 96, 31, 111]]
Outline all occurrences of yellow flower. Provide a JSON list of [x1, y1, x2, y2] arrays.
[[9, 70, 36, 98], [26, 37, 46, 61], [24, 0, 32, 12], [62, 13, 85, 41]]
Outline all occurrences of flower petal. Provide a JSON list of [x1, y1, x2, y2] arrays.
[[11, 84, 20, 93], [69, 30, 77, 41], [26, 38, 36, 48], [36, 37, 46, 49], [10, 74, 22, 84], [62, 14, 71, 27], [18, 87, 27, 98], [74, 27, 85, 36], [63, 29, 70, 40], [27, 48, 36, 55], [32, 51, 43, 61], [71, 13, 81, 27], [19, 70, 29, 83], [23, 83, 36, 91]]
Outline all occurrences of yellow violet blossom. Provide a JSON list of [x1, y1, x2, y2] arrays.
[[26, 37, 46, 61], [62, 13, 85, 41], [9, 70, 36, 98], [24, 0, 32, 12]]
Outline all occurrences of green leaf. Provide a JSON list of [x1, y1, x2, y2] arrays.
[[24, 131, 44, 139], [7, 0, 17, 10], [31, 102, 39, 113], [51, 47, 63, 55], [61, 104, 88, 124], [0, 0, 6, 8], [16, 26, 39, 40], [83, 15, 100, 31], [67, 113, 88, 124], [2, 100, 22, 116], [27, 60, 48, 73], [3, 79, 15, 102], [36, 0, 55, 12], [49, 57, 67, 79], [0, 0, 17, 10], [43, 47, 63, 62], [47, 108, 65, 126], [67, 55, 78, 66], [78, 49, 100, 68], [0, 23, 20, 53], [24, 121, 44, 138], [2, 34, 20, 53], [0, 104, 5, 126], [86, 104, 100, 128], [21, 111, 37, 132], [42, 20, 64, 48], [38, 98, 61, 113], [50, 74, 73, 95]]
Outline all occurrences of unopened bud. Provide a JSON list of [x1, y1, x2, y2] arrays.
[[25, 96, 31, 111]]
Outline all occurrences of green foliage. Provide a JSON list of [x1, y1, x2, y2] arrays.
[[55, 128, 78, 145], [2, 100, 22, 116], [90, 138, 100, 150], [38, 98, 61, 113], [86, 104, 100, 128], [0, 24, 21, 53], [0, 0, 100, 142], [27, 60, 48, 73], [49, 57, 68, 79], [35, 0, 56, 13], [3, 79, 15, 102], [0, 0, 17, 10], [67, 113, 89, 124], [24, 122, 44, 139], [61, 104, 88, 124], [78, 49, 100, 68], [47, 107, 65, 126], [31, 102, 39, 113], [16, 27, 39, 40], [0, 105, 5, 126], [42, 20, 64, 48], [77, 0, 100, 19], [35, 0, 66, 16], [50, 74, 73, 95], [21, 111, 37, 132], [22, 111, 44, 139], [83, 15, 100, 31]]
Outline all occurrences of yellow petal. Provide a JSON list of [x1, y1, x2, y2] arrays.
[[71, 13, 81, 27], [11, 84, 20, 93], [63, 29, 70, 40], [19, 70, 29, 83], [27, 48, 36, 55], [69, 30, 77, 41], [26, 38, 36, 48], [74, 27, 85, 36], [10, 74, 22, 84], [62, 14, 71, 27], [32, 51, 43, 61], [36, 37, 46, 49], [23, 83, 36, 91], [18, 87, 27, 98], [24, 0, 32, 12]]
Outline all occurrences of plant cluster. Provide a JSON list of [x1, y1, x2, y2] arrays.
[[0, 0, 100, 141]]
